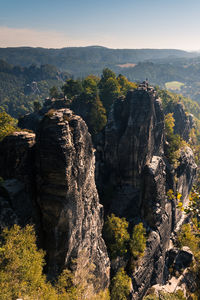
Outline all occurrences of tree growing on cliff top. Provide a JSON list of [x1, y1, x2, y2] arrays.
[[0, 107, 18, 141], [99, 68, 121, 112], [62, 79, 83, 99]]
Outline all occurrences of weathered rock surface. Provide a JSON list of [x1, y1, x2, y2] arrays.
[[176, 146, 197, 204], [173, 103, 194, 142], [36, 108, 110, 287], [149, 247, 195, 297], [0, 131, 35, 180], [18, 98, 70, 132], [97, 88, 164, 219], [0, 109, 110, 291], [96, 85, 197, 299], [0, 132, 37, 228]]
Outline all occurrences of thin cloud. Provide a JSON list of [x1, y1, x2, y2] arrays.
[[0, 27, 76, 48]]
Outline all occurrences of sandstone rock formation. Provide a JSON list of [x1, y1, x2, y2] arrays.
[[0, 132, 37, 228], [36, 108, 110, 286], [173, 103, 194, 142], [96, 84, 197, 299], [0, 110, 110, 290]]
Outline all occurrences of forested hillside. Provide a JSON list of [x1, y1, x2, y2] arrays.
[[0, 47, 193, 72], [0, 60, 69, 117], [1, 46, 200, 104]]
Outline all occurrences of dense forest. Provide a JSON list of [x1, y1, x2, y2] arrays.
[[0, 60, 69, 117], [1, 46, 200, 105]]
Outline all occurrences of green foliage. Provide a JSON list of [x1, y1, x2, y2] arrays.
[[184, 187, 200, 232], [0, 224, 57, 300], [99, 68, 121, 112], [177, 223, 198, 254], [104, 214, 130, 259], [0, 225, 109, 300], [33, 100, 42, 112], [87, 94, 107, 134], [167, 189, 183, 211], [49, 85, 60, 98], [110, 268, 131, 300], [130, 223, 146, 260], [164, 113, 185, 165], [0, 107, 18, 141], [117, 74, 137, 95], [82, 75, 99, 95], [104, 215, 146, 265], [62, 79, 83, 99], [144, 290, 186, 300], [177, 223, 200, 298], [0, 60, 67, 118]]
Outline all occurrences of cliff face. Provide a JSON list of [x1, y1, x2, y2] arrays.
[[173, 103, 194, 142], [36, 108, 110, 286], [0, 132, 37, 229], [96, 85, 197, 298], [97, 88, 164, 218], [0, 110, 110, 290]]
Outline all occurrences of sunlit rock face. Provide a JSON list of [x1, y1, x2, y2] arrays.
[[96, 85, 196, 299], [36, 108, 110, 288]]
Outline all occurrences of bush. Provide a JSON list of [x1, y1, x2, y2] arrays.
[[110, 268, 131, 300], [0, 224, 57, 300], [164, 113, 184, 166], [0, 107, 18, 141], [130, 223, 146, 260], [104, 214, 130, 259], [0, 225, 108, 300]]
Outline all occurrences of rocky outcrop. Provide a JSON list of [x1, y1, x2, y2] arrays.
[[96, 85, 197, 299], [36, 108, 110, 287], [97, 88, 164, 219], [0, 132, 37, 229], [176, 146, 197, 204], [18, 98, 70, 132], [0, 109, 110, 291], [0, 131, 35, 180], [173, 103, 194, 142]]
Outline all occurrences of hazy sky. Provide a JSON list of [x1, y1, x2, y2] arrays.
[[0, 0, 200, 50]]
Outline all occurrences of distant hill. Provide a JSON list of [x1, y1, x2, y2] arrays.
[[1, 46, 200, 104], [0, 46, 197, 77]]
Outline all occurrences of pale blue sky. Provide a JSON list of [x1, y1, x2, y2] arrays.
[[0, 0, 199, 50]]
